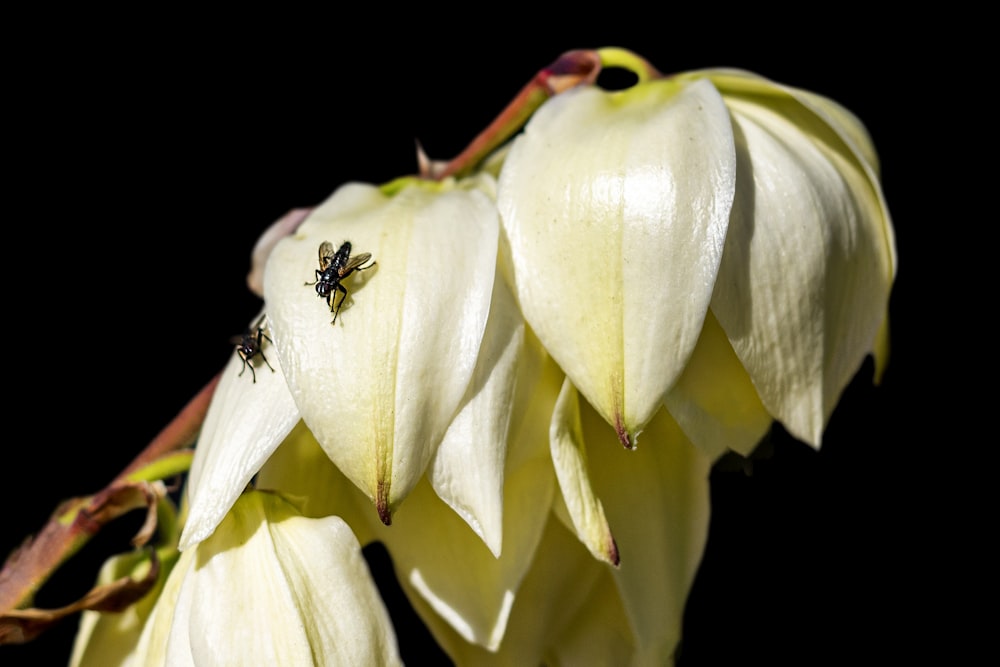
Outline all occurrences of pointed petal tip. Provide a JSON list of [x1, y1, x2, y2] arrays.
[[377, 481, 392, 526], [177, 522, 210, 553], [614, 413, 635, 450], [608, 535, 621, 568], [377, 505, 392, 526]]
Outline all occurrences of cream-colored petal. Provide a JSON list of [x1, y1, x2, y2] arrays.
[[664, 309, 772, 459], [363, 342, 609, 662], [796, 91, 882, 175], [373, 456, 554, 652], [689, 69, 897, 281], [180, 312, 299, 550], [264, 177, 498, 523], [428, 275, 524, 556], [709, 93, 893, 446], [131, 545, 193, 666], [246, 208, 312, 298], [138, 492, 401, 666], [545, 572, 636, 666], [582, 400, 713, 664], [405, 514, 631, 666], [497, 78, 736, 446], [70, 549, 177, 667], [549, 378, 619, 565], [326, 328, 560, 652], [255, 420, 379, 547], [263, 499, 401, 665], [687, 68, 884, 175], [670, 69, 896, 446]]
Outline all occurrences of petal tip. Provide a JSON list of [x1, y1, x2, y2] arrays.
[[614, 413, 635, 450], [608, 535, 621, 568], [377, 480, 392, 526]]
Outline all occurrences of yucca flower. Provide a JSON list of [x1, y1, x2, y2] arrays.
[[181, 173, 505, 551], [2, 46, 895, 667], [71, 491, 400, 666], [497, 49, 895, 457]]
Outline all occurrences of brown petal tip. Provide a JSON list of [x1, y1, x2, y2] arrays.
[[614, 413, 634, 450], [607, 536, 621, 568], [376, 480, 392, 527]]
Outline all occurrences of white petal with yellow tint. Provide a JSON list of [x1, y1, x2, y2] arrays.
[[549, 377, 618, 566], [246, 208, 312, 298], [254, 421, 379, 546], [135, 492, 401, 666], [700, 71, 894, 446], [70, 549, 174, 667], [405, 514, 632, 666], [583, 398, 713, 663], [132, 540, 190, 665], [264, 177, 498, 523], [353, 329, 560, 651], [180, 312, 299, 550], [545, 569, 636, 666], [797, 90, 882, 175], [665, 309, 772, 459], [498, 78, 736, 446], [373, 460, 554, 652], [428, 275, 524, 556]]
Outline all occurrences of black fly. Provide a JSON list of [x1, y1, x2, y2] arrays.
[[232, 313, 275, 383], [305, 240, 375, 324]]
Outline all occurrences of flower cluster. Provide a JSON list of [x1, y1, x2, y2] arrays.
[[68, 47, 896, 665]]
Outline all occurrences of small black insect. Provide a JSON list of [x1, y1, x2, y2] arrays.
[[305, 240, 375, 324], [232, 314, 275, 383]]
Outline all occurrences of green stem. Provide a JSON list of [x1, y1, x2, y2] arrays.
[[595, 46, 662, 82]]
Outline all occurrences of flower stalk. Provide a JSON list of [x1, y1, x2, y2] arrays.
[[422, 49, 602, 180], [0, 375, 215, 638]]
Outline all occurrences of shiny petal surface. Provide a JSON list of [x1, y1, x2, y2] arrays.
[[254, 421, 378, 546], [263, 177, 498, 522], [583, 400, 713, 663], [374, 447, 554, 652], [497, 78, 736, 445], [180, 313, 299, 550], [549, 378, 619, 565], [428, 276, 525, 556], [664, 309, 772, 459], [361, 339, 561, 652], [135, 492, 401, 666], [407, 515, 632, 666], [545, 572, 636, 666], [701, 73, 895, 445], [258, 352, 564, 648]]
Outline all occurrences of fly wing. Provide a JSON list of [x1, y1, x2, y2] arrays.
[[317, 241, 336, 271], [340, 252, 373, 277]]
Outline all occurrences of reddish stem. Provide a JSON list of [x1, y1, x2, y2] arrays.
[[0, 373, 219, 616], [116, 373, 219, 482], [426, 49, 602, 180]]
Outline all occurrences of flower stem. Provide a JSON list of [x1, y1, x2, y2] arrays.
[[594, 46, 662, 82], [0, 374, 218, 627], [425, 49, 603, 180]]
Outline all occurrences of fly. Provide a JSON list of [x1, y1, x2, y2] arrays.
[[305, 240, 375, 324], [232, 313, 275, 383]]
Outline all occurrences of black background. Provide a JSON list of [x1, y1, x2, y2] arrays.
[[3, 14, 961, 666]]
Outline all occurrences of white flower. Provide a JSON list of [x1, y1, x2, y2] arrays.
[[181, 173, 506, 549], [135, 491, 400, 666], [83, 46, 897, 667], [497, 58, 895, 455]]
